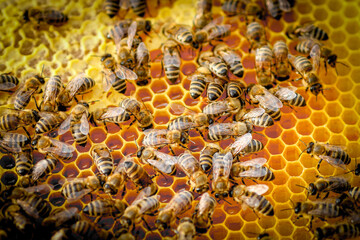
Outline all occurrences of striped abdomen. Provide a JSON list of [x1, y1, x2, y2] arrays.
[[111, 77, 127, 94], [0, 114, 19, 131], [208, 61, 227, 78], [208, 125, 228, 141], [35, 114, 66, 134], [229, 60, 244, 77], [32, 156, 57, 181], [326, 149, 351, 165], [247, 166, 274, 181], [295, 39, 315, 54], [207, 82, 224, 101], [168, 116, 192, 131], [349, 187, 360, 202], [136, 196, 160, 213], [240, 140, 264, 155], [20, 194, 51, 218], [106, 112, 131, 123], [71, 122, 88, 146], [78, 76, 95, 93], [293, 55, 313, 74], [164, 65, 180, 84], [42, 75, 62, 112], [306, 26, 328, 41], [15, 149, 33, 176], [190, 78, 206, 99], [14, 92, 32, 110], [94, 156, 114, 176], [266, 0, 282, 20], [0, 74, 19, 90], [43, 10, 68, 26], [123, 160, 153, 189], [247, 113, 274, 127], [2, 133, 30, 149], [247, 22, 264, 40], [71, 220, 97, 237], [286, 93, 306, 107], [336, 223, 360, 239], [83, 199, 113, 216], [199, 147, 220, 172], [222, 0, 241, 16], [262, 107, 281, 121], [130, 0, 146, 17], [175, 28, 193, 44], [105, 0, 120, 18], [245, 192, 274, 216], [62, 182, 85, 199], [227, 81, 244, 98], [210, 25, 230, 40]]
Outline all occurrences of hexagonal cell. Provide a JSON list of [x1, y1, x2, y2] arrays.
[[341, 109, 358, 125], [310, 111, 327, 126], [137, 88, 153, 102], [212, 207, 226, 225], [318, 161, 336, 176], [326, 118, 344, 134], [154, 111, 170, 125], [209, 225, 228, 239], [323, 87, 340, 102], [105, 134, 123, 150], [280, 113, 297, 129], [75, 154, 93, 170], [325, 102, 342, 117], [166, 85, 184, 100], [1, 171, 17, 186], [331, 30, 347, 44], [314, 8, 328, 21], [227, 232, 245, 240], [150, 79, 167, 94], [348, 52, 360, 67], [344, 126, 360, 141], [0, 155, 15, 169], [285, 162, 303, 177], [272, 171, 289, 186], [225, 215, 243, 231], [156, 172, 174, 188], [267, 139, 285, 155], [120, 128, 138, 142], [288, 177, 308, 194], [301, 168, 319, 184], [329, 14, 344, 28], [152, 95, 169, 109], [281, 130, 299, 145], [268, 19, 284, 33], [296, 120, 314, 136], [49, 192, 65, 207], [308, 95, 326, 110], [239, 207, 258, 222], [172, 178, 189, 193], [292, 228, 312, 240], [62, 163, 80, 178], [345, 20, 360, 34], [283, 146, 300, 162], [313, 127, 330, 142], [75, 140, 91, 153], [223, 203, 241, 215], [181, 62, 196, 76], [89, 128, 107, 143], [296, 2, 312, 14], [242, 222, 261, 238], [264, 124, 282, 139]]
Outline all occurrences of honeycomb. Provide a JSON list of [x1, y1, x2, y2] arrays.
[[0, 0, 360, 239]]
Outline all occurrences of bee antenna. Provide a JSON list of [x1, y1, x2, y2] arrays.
[[280, 208, 294, 211], [336, 61, 349, 68], [298, 139, 307, 147], [40, 64, 45, 77], [254, 132, 265, 137], [223, 199, 232, 205], [299, 148, 307, 158], [91, 55, 102, 58], [134, 139, 140, 150]]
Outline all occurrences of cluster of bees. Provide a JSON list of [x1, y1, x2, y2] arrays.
[[0, 0, 359, 240]]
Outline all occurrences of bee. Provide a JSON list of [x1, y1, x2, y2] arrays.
[[135, 42, 151, 86], [236, 139, 264, 156], [129, 0, 147, 17], [207, 78, 227, 101], [234, 108, 274, 128], [56, 73, 95, 108], [176, 217, 196, 240], [142, 129, 189, 153], [116, 22, 139, 70], [214, 43, 244, 78], [41, 75, 63, 112], [230, 157, 275, 183], [273, 40, 291, 81], [192, 192, 216, 231], [83, 199, 127, 217], [228, 133, 258, 157], [221, 0, 245, 16], [265, 0, 291, 20], [58, 101, 90, 146], [212, 152, 233, 199], [222, 0, 265, 20], [247, 84, 283, 121], [0, 131, 30, 154], [42, 207, 80, 229], [300, 176, 352, 198], [193, 0, 212, 30], [104, 0, 120, 18], [231, 184, 274, 216], [198, 51, 228, 79], [286, 23, 329, 41], [31, 155, 58, 181], [246, 21, 267, 52], [70, 220, 113, 240], [0, 201, 33, 234], [156, 190, 194, 231], [269, 85, 306, 107], [107, 18, 152, 41], [349, 187, 360, 203], [14, 148, 33, 176], [257, 233, 273, 240], [100, 53, 138, 94], [161, 39, 181, 84], [177, 151, 209, 194], [91, 144, 114, 176], [0, 73, 19, 91], [255, 46, 275, 88], [226, 81, 246, 99], [202, 97, 245, 119], [208, 121, 253, 141], [13, 74, 45, 110], [137, 147, 177, 175], [91, 106, 131, 131], [120, 195, 160, 229], [31, 135, 75, 160], [35, 112, 68, 134], [103, 163, 126, 195], [61, 175, 106, 201], [315, 223, 360, 240], [23, 8, 68, 26], [162, 22, 194, 46], [199, 143, 221, 172], [120, 97, 153, 130], [0, 109, 40, 136], [302, 142, 351, 170], [187, 66, 213, 99]]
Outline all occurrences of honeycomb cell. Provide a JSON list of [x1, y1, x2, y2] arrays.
[[276, 220, 294, 237], [225, 215, 243, 231], [272, 171, 289, 186], [293, 106, 311, 119], [167, 85, 184, 100], [242, 222, 261, 238], [267, 139, 285, 155], [293, 228, 312, 240], [89, 128, 107, 143], [283, 146, 300, 162], [344, 126, 359, 141], [1, 171, 17, 185], [354, 85, 360, 99], [329, 14, 344, 28], [323, 87, 340, 101], [239, 208, 258, 222], [62, 163, 80, 178], [105, 134, 123, 150], [209, 225, 228, 239], [281, 130, 298, 145], [75, 154, 93, 170], [314, 8, 328, 21], [49, 191, 66, 207], [347, 36, 360, 51], [285, 162, 303, 177], [308, 95, 326, 110], [326, 118, 344, 134], [296, 2, 312, 14], [312, 127, 330, 142], [154, 111, 170, 125], [268, 155, 286, 170], [296, 120, 314, 136], [288, 177, 307, 194], [75, 141, 91, 153], [223, 203, 241, 215], [0, 155, 15, 169], [150, 79, 167, 94], [227, 232, 245, 240], [152, 95, 169, 109], [301, 168, 319, 184], [310, 111, 327, 126], [212, 207, 227, 225], [172, 178, 189, 193], [181, 62, 197, 76], [268, 19, 284, 33], [264, 124, 282, 139], [137, 88, 153, 102], [120, 128, 138, 142], [345, 20, 360, 35], [325, 102, 342, 117], [279, 113, 296, 129], [348, 52, 360, 66]]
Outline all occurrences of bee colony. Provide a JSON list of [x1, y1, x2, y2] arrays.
[[0, 0, 360, 239]]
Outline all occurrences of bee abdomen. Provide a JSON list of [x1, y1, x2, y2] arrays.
[[25, 194, 51, 218], [249, 113, 274, 127], [207, 82, 225, 101], [336, 223, 360, 239], [227, 81, 244, 98], [43, 10, 68, 26], [15, 150, 33, 176], [349, 187, 360, 201], [199, 154, 213, 172], [264, 108, 281, 121], [241, 139, 264, 155], [229, 62, 244, 77], [107, 112, 131, 123], [71, 123, 88, 146], [62, 182, 84, 199], [14, 95, 31, 110], [105, 0, 120, 18], [112, 78, 127, 94], [250, 194, 274, 216], [209, 62, 228, 78], [95, 157, 114, 176], [168, 116, 191, 131], [190, 79, 206, 99], [165, 66, 180, 84], [310, 27, 328, 41], [0, 114, 18, 131], [78, 77, 95, 93], [0, 74, 19, 88], [222, 0, 241, 16], [130, 0, 147, 17]]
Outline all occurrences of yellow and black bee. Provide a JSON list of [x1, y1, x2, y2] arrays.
[[13, 75, 45, 110], [269, 85, 306, 107], [0, 131, 30, 154], [199, 143, 221, 172], [0, 109, 40, 136], [208, 121, 252, 141], [104, 0, 120, 18], [162, 22, 194, 46], [192, 192, 216, 231], [161, 39, 181, 84], [198, 51, 228, 79], [35, 112, 68, 134], [214, 43, 244, 78], [41, 75, 63, 112], [235, 108, 274, 128], [315, 223, 360, 240], [246, 21, 267, 52], [91, 144, 114, 176], [212, 152, 233, 199], [286, 22, 329, 41], [230, 157, 275, 183], [193, 0, 212, 30], [83, 199, 127, 217], [273, 40, 291, 81], [23, 8, 68, 26], [0, 73, 19, 91], [255, 45, 274, 88], [61, 175, 106, 201], [70, 220, 113, 239]]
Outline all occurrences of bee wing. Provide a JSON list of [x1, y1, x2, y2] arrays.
[[203, 101, 229, 115], [143, 129, 168, 136], [148, 159, 174, 174], [32, 159, 50, 181], [138, 195, 160, 215], [255, 89, 283, 112], [49, 138, 76, 154], [133, 186, 157, 204], [0, 132, 28, 153], [242, 108, 265, 120], [198, 192, 215, 216], [102, 69, 115, 91], [136, 42, 149, 67], [0, 81, 18, 90], [279, 0, 291, 12], [202, 16, 224, 31], [239, 167, 269, 178], [221, 51, 242, 66], [16, 199, 41, 219], [209, 24, 231, 40], [245, 184, 269, 196], [310, 44, 321, 72], [203, 56, 222, 64], [58, 114, 72, 135], [66, 189, 93, 203], [240, 158, 267, 167], [308, 207, 337, 217], [319, 155, 347, 170], [12, 87, 37, 105], [66, 73, 86, 99], [154, 151, 178, 165], [213, 152, 233, 181], [80, 113, 89, 136], [164, 52, 181, 67], [324, 144, 347, 151], [115, 64, 138, 80], [230, 133, 253, 155], [100, 107, 126, 119], [209, 123, 236, 136], [43, 78, 60, 104], [170, 102, 186, 115], [275, 86, 297, 101], [127, 21, 137, 49]]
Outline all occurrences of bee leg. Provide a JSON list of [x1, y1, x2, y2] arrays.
[[22, 127, 31, 138], [73, 96, 79, 103], [32, 96, 40, 111], [251, 179, 258, 184], [104, 122, 109, 133], [169, 146, 175, 155], [316, 159, 323, 170], [121, 185, 126, 197], [94, 216, 101, 224], [309, 216, 314, 230], [251, 209, 260, 219], [322, 192, 330, 200], [127, 118, 137, 129], [241, 178, 246, 185], [196, 128, 205, 139]]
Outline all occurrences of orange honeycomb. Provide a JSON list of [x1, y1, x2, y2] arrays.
[[1, 0, 360, 239]]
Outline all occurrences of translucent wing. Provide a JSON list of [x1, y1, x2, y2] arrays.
[[203, 56, 223, 64], [170, 102, 186, 115], [324, 143, 347, 151], [65, 73, 86, 99], [127, 21, 137, 49], [164, 52, 181, 67], [208, 123, 237, 136], [242, 108, 265, 119], [245, 184, 269, 195], [154, 151, 178, 165], [115, 64, 138, 80], [279, 0, 291, 12], [32, 159, 51, 181], [213, 152, 233, 181], [319, 155, 346, 170], [222, 152, 233, 179], [239, 158, 267, 167], [255, 89, 283, 111], [308, 206, 339, 217], [202, 16, 224, 31], [198, 192, 216, 216], [221, 50, 242, 66], [0, 132, 28, 153], [203, 101, 229, 115], [230, 133, 253, 155], [100, 107, 126, 119], [143, 128, 168, 136], [102, 69, 116, 91], [148, 159, 174, 174], [136, 42, 149, 67], [209, 24, 231, 40], [310, 44, 321, 72], [43, 77, 61, 104], [0, 82, 17, 90], [13, 88, 36, 105], [132, 187, 156, 204], [58, 114, 72, 135], [239, 167, 269, 178], [16, 199, 41, 219], [275, 86, 297, 101], [138, 195, 160, 215], [80, 113, 89, 135], [48, 138, 75, 154]]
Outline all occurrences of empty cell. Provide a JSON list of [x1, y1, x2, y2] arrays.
[[328, 0, 342, 11], [264, 124, 282, 139], [344, 126, 359, 141], [329, 14, 344, 28], [299, 154, 317, 169], [209, 225, 228, 240], [301, 168, 319, 184], [286, 162, 303, 176], [346, 20, 360, 34], [281, 130, 298, 145], [0, 155, 15, 169], [49, 192, 65, 207], [242, 223, 261, 238], [310, 112, 327, 126], [293, 228, 312, 240], [258, 216, 276, 229], [314, 8, 328, 21], [297, 2, 312, 14], [293, 106, 311, 119], [225, 216, 243, 231], [347, 36, 360, 51], [288, 177, 308, 193], [327, 118, 344, 134], [318, 161, 336, 176], [212, 208, 226, 224], [348, 52, 360, 66], [340, 94, 356, 108], [283, 146, 300, 162], [313, 127, 330, 142], [331, 30, 346, 44], [268, 155, 286, 170], [272, 171, 288, 185], [227, 232, 245, 240], [347, 142, 360, 159], [296, 120, 314, 135], [337, 77, 354, 92], [276, 220, 294, 236], [325, 102, 342, 117], [1, 171, 17, 186], [329, 135, 347, 146], [323, 87, 340, 101], [308, 94, 326, 110], [267, 139, 285, 155], [351, 68, 360, 83], [19, 40, 34, 55]]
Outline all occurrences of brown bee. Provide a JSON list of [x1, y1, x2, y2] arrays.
[[137, 147, 177, 175], [103, 163, 126, 195], [0, 131, 30, 154], [199, 143, 221, 172], [269, 85, 306, 107], [104, 0, 120, 18], [235, 108, 274, 128], [129, 0, 147, 17], [14, 148, 33, 176], [61, 175, 106, 201], [161, 39, 181, 84], [91, 144, 114, 176], [0, 109, 40, 136], [192, 192, 216, 231], [40, 75, 63, 112], [0, 201, 33, 234], [13, 74, 45, 110], [198, 51, 228, 79], [265, 0, 291, 20], [187, 66, 213, 99], [202, 97, 245, 119], [31, 155, 58, 181], [208, 121, 253, 141], [107, 18, 152, 41], [176, 217, 196, 240], [255, 45, 275, 88], [115, 227, 135, 240], [91, 106, 131, 131], [83, 199, 127, 217], [23, 8, 68, 26], [162, 22, 194, 46], [116, 21, 138, 70], [231, 184, 274, 216], [246, 21, 267, 52], [58, 101, 90, 146], [286, 23, 329, 41], [135, 42, 151, 86], [156, 190, 194, 230], [142, 129, 189, 154], [120, 97, 153, 130], [231, 157, 275, 183], [56, 73, 95, 108], [300, 176, 351, 198], [42, 207, 80, 229], [222, 0, 265, 20], [31, 135, 75, 161], [0, 73, 19, 91], [214, 43, 244, 78], [315, 223, 360, 240], [273, 40, 291, 81], [35, 112, 68, 134], [226, 81, 246, 99], [70, 220, 113, 240], [212, 152, 233, 199], [193, 0, 212, 30]]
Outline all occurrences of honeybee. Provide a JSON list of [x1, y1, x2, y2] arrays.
[[199, 143, 221, 172], [208, 121, 253, 141], [35, 112, 68, 134], [246, 21, 267, 52], [40, 75, 63, 112], [0, 131, 30, 154], [265, 0, 291, 20], [103, 163, 126, 195], [161, 39, 181, 84], [235, 139, 264, 157], [23, 8, 68, 26], [162, 22, 194, 46], [221, 0, 246, 16], [104, 0, 120, 18], [300, 176, 351, 198], [61, 175, 106, 201], [120, 195, 160, 229], [255, 46, 275, 88], [302, 142, 351, 170], [14, 148, 33, 176], [193, 0, 212, 30], [230, 157, 275, 183], [155, 190, 194, 231], [269, 85, 306, 107], [177, 151, 209, 194], [58, 101, 90, 146], [198, 51, 228, 79], [0, 201, 33, 234], [192, 192, 216, 231], [286, 23, 329, 41], [227, 132, 255, 156], [42, 207, 80, 230], [120, 97, 153, 130], [231, 184, 274, 216], [56, 73, 95, 108], [273, 40, 291, 81], [315, 223, 360, 240], [202, 97, 245, 118], [70, 220, 113, 240], [129, 0, 147, 17], [234, 108, 274, 128], [91, 144, 114, 176], [349, 187, 360, 203], [83, 199, 127, 217], [222, 0, 265, 20], [187, 66, 213, 99], [13, 74, 45, 110], [137, 147, 177, 175], [135, 42, 151, 86], [212, 152, 233, 199], [207, 78, 227, 101], [176, 217, 196, 240], [226, 81, 246, 99], [214, 43, 244, 78], [0, 109, 40, 136], [101, 53, 138, 94], [91, 106, 131, 131], [32, 155, 58, 181], [116, 22, 138, 70], [0, 73, 19, 91], [142, 129, 189, 153], [107, 18, 152, 41]]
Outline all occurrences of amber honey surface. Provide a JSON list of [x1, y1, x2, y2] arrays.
[[0, 0, 360, 239]]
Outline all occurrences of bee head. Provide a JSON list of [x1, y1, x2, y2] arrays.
[[258, 233, 270, 240], [78, 101, 89, 109], [306, 142, 314, 154], [214, 192, 228, 199], [101, 54, 112, 62], [191, 41, 199, 49], [31, 135, 41, 148], [136, 146, 145, 158], [294, 202, 302, 214], [121, 218, 132, 229], [309, 83, 323, 96], [145, 20, 152, 32], [308, 183, 317, 195], [327, 54, 337, 68], [23, 10, 29, 22], [35, 75, 45, 84], [31, 110, 41, 122], [180, 131, 189, 145]]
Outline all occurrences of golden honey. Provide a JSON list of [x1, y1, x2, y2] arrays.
[[1, 0, 360, 239]]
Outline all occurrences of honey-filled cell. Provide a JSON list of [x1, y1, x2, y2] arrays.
[[0, 155, 15, 169], [75, 154, 93, 170]]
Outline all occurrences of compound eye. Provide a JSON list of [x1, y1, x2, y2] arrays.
[[215, 193, 220, 198], [222, 193, 228, 198]]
